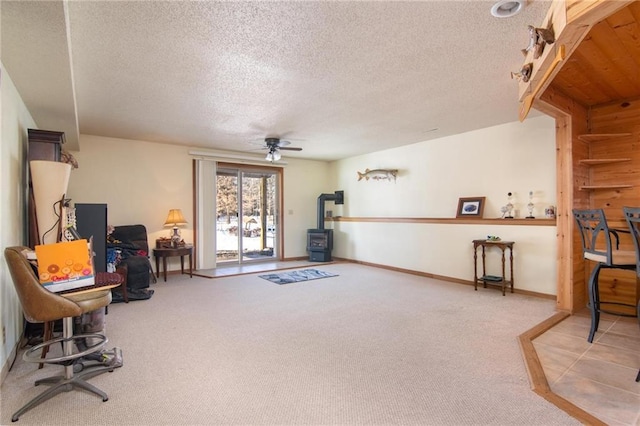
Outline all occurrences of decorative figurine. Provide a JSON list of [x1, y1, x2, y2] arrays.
[[526, 190, 535, 219], [521, 25, 555, 59], [500, 205, 509, 218], [504, 192, 514, 219], [511, 63, 533, 82], [357, 168, 398, 182], [545, 206, 556, 219]]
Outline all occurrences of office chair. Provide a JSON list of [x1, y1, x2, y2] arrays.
[[4, 246, 121, 422], [572, 209, 636, 343], [622, 207, 640, 382]]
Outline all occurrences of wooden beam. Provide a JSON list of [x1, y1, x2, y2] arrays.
[[566, 0, 634, 25], [519, 45, 566, 121]]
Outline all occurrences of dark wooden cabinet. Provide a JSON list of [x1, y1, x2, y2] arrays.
[[27, 129, 65, 248], [27, 129, 65, 161]]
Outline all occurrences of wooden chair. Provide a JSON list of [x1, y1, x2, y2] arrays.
[[623, 207, 640, 382], [4, 246, 118, 421], [572, 209, 636, 343]]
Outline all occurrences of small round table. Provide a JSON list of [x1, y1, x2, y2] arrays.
[[153, 246, 193, 282]]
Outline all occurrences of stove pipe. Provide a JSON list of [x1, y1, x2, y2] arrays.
[[317, 190, 344, 229]]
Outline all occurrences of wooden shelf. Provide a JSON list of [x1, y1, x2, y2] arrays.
[[577, 133, 632, 142], [579, 158, 631, 165], [327, 217, 556, 226], [579, 185, 633, 190]]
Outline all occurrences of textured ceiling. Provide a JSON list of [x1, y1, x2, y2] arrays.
[[1, 1, 551, 161]]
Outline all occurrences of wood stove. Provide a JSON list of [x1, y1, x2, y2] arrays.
[[307, 190, 343, 262], [307, 229, 333, 262]]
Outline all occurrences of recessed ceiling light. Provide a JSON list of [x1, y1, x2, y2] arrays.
[[490, 0, 525, 18]]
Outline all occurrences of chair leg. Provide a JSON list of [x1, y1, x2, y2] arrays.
[[38, 321, 54, 369], [587, 264, 602, 343], [636, 369, 640, 382], [12, 317, 114, 422], [115, 266, 129, 303]]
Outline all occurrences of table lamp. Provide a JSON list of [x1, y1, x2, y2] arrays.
[[164, 209, 187, 247]]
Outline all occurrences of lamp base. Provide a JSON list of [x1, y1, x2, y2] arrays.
[[170, 227, 181, 248]]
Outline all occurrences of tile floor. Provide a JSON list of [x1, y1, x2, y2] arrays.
[[533, 310, 640, 425]]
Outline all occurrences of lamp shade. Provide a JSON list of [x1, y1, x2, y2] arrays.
[[30, 160, 72, 245], [164, 209, 187, 227]]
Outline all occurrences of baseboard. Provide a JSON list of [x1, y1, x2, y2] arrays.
[[282, 256, 309, 261], [332, 257, 556, 300], [0, 339, 19, 386]]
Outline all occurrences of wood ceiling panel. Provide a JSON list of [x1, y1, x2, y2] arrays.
[[550, 2, 640, 107], [553, 53, 617, 104], [589, 22, 640, 91]]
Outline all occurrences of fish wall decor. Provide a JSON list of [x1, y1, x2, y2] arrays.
[[357, 168, 398, 182]]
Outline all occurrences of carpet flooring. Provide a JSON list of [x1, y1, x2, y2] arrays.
[[0, 263, 579, 425]]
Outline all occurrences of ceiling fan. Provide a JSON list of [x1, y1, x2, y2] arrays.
[[262, 137, 302, 162]]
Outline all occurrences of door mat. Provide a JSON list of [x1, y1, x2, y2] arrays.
[[259, 269, 338, 285]]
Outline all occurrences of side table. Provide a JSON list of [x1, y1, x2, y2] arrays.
[[472, 239, 515, 296], [153, 246, 193, 282]]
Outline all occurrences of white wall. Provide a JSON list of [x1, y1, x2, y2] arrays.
[[327, 115, 558, 295], [1, 64, 37, 378], [67, 136, 332, 266], [280, 159, 333, 257], [67, 135, 194, 244]]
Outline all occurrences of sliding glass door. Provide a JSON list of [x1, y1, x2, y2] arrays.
[[216, 166, 279, 264]]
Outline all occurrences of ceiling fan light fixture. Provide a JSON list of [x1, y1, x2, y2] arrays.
[[490, 0, 525, 18], [265, 149, 281, 162]]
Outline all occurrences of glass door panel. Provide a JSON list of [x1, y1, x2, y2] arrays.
[[216, 169, 239, 263], [241, 171, 276, 262], [216, 167, 278, 264]]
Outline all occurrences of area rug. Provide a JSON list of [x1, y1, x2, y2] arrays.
[[259, 269, 338, 284]]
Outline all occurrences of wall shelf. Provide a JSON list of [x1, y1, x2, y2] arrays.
[[326, 217, 556, 226], [577, 133, 632, 142], [579, 185, 633, 190], [577, 133, 634, 191], [579, 158, 631, 165]]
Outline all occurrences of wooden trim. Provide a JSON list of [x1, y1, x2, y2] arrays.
[[577, 133, 632, 142], [566, 0, 634, 26], [578, 158, 631, 165], [518, 312, 608, 425], [579, 184, 633, 190], [333, 257, 556, 299], [327, 217, 556, 226], [192, 159, 198, 269]]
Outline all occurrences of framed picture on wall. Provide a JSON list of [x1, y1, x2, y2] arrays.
[[456, 197, 485, 218]]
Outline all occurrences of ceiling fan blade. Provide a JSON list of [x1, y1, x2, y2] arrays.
[[274, 139, 291, 147], [279, 147, 302, 151]]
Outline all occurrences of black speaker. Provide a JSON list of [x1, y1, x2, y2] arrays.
[[74, 203, 107, 273]]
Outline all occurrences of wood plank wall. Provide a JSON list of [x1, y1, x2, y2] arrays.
[[585, 97, 640, 313], [537, 86, 590, 312], [570, 106, 590, 313]]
